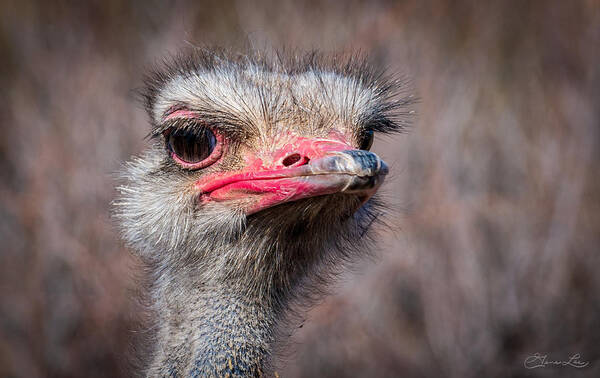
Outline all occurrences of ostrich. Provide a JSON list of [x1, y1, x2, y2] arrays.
[[116, 50, 410, 377]]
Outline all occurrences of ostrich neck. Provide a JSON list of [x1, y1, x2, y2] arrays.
[[142, 209, 339, 377], [147, 262, 282, 377]]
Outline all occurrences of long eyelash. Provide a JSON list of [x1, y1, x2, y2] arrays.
[[151, 115, 245, 143], [152, 118, 205, 137]]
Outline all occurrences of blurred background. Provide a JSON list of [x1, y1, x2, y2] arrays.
[[1, 1, 599, 377]]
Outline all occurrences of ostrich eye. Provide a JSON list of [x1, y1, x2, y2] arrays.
[[167, 128, 217, 164], [360, 130, 374, 151]]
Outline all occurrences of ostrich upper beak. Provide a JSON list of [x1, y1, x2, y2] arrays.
[[195, 139, 388, 215]]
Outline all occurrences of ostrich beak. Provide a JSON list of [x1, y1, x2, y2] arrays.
[[195, 141, 388, 215]]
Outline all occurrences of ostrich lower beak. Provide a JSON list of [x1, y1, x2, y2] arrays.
[[196, 149, 388, 215]]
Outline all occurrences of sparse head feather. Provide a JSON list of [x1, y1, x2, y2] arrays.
[[141, 49, 414, 137]]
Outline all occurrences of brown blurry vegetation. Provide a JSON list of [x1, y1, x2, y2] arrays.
[[1, 1, 599, 377]]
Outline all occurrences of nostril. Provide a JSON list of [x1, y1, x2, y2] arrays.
[[282, 153, 309, 167], [282, 153, 302, 166]]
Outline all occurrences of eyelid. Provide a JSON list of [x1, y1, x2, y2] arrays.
[[163, 107, 198, 121]]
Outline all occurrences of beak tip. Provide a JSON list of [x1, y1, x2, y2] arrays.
[[337, 149, 388, 178]]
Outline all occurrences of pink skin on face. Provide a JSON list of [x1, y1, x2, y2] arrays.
[[163, 109, 379, 215], [208, 177, 345, 214], [195, 134, 370, 214]]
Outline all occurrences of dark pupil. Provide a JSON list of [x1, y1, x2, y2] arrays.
[[360, 130, 374, 151], [168, 129, 216, 163]]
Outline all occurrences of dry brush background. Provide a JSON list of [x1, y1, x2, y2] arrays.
[[1, 1, 599, 377]]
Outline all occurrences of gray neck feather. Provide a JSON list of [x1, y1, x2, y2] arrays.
[[148, 272, 278, 377], [134, 197, 372, 377]]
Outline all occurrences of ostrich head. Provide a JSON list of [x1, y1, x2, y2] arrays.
[[117, 50, 410, 376]]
